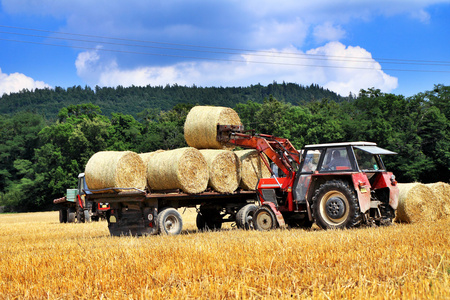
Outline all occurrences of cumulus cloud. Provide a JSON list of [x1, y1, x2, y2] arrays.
[[75, 42, 398, 96], [0, 68, 51, 96]]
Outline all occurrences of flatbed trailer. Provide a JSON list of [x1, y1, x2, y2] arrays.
[[85, 186, 258, 236]]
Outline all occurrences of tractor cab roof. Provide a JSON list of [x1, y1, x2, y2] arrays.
[[303, 142, 397, 155]]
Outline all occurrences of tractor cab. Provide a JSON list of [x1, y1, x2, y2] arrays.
[[293, 142, 399, 228]]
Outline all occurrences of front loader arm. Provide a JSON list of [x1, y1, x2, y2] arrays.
[[217, 125, 302, 179]]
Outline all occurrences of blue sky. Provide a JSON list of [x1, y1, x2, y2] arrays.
[[0, 0, 449, 97]]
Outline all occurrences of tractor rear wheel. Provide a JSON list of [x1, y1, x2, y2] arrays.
[[254, 206, 277, 231], [157, 208, 183, 235], [312, 180, 362, 229], [236, 204, 257, 230]]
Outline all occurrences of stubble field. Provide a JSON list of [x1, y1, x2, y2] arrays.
[[0, 210, 449, 299]]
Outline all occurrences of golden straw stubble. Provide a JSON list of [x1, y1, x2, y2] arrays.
[[235, 149, 271, 190], [200, 149, 241, 193], [184, 106, 241, 150], [85, 151, 146, 193], [147, 147, 208, 194], [396, 182, 439, 223]]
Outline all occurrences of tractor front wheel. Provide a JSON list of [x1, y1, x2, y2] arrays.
[[312, 180, 362, 229], [254, 206, 277, 231]]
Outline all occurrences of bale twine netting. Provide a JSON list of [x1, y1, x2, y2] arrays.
[[146, 147, 208, 194], [426, 182, 450, 219], [235, 149, 272, 190], [200, 150, 241, 193], [184, 106, 242, 150], [395, 182, 439, 223], [85, 151, 146, 193]]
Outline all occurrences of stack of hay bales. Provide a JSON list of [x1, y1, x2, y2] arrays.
[[85, 151, 146, 193], [235, 149, 272, 190], [84, 105, 273, 195], [396, 182, 445, 223], [183, 106, 244, 193]]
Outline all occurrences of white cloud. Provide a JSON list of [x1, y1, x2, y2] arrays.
[[313, 22, 346, 43], [75, 42, 398, 96], [0, 68, 51, 96]]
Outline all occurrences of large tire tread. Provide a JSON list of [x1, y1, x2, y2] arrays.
[[311, 180, 362, 229], [157, 208, 183, 235]]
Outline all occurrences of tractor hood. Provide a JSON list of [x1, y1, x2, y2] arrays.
[[354, 146, 397, 155]]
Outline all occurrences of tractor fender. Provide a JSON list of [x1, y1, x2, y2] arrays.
[[264, 202, 286, 227], [350, 173, 371, 213]]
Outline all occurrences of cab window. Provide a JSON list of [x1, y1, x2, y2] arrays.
[[354, 149, 380, 171]]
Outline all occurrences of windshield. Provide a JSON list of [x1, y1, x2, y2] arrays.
[[301, 150, 322, 172]]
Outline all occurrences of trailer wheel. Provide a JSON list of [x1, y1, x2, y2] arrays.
[[312, 180, 362, 229], [196, 210, 222, 231], [236, 204, 257, 230], [59, 209, 67, 223], [67, 208, 76, 223], [157, 208, 183, 235], [254, 206, 277, 231]]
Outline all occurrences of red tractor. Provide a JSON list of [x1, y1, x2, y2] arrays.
[[219, 126, 399, 230]]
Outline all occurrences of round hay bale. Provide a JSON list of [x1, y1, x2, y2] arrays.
[[235, 150, 271, 190], [184, 106, 241, 150], [139, 150, 165, 167], [147, 147, 208, 194], [200, 150, 241, 193], [85, 151, 146, 193], [139, 150, 165, 189], [396, 182, 439, 223], [426, 182, 450, 219]]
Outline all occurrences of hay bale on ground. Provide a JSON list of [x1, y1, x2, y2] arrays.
[[85, 151, 146, 193], [147, 147, 208, 194], [396, 182, 439, 223], [235, 149, 271, 190], [426, 182, 450, 218], [200, 150, 241, 193], [184, 106, 241, 150]]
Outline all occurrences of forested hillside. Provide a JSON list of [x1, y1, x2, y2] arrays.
[[0, 82, 343, 119], [0, 83, 448, 212]]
